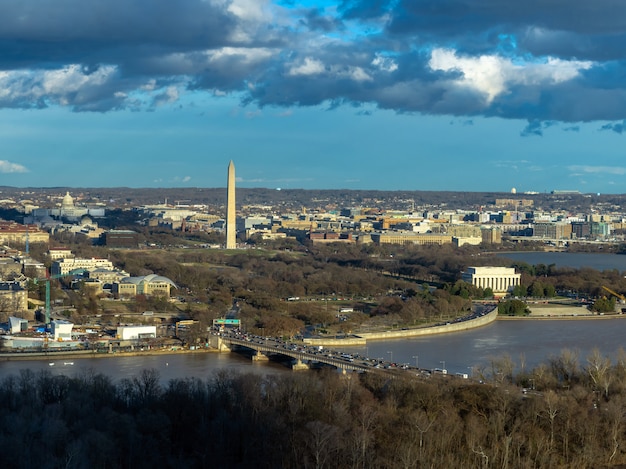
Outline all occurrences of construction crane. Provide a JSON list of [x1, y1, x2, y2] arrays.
[[602, 286, 626, 303], [34, 269, 86, 325]]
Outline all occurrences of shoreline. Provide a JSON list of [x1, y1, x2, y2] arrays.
[[0, 347, 217, 362], [3, 307, 625, 361], [304, 308, 499, 346], [498, 313, 626, 320]]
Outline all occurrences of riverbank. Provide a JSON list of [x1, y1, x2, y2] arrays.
[[0, 346, 217, 362], [304, 308, 499, 346], [496, 303, 626, 320]]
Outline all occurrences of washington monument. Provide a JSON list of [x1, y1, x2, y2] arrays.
[[226, 160, 237, 249]]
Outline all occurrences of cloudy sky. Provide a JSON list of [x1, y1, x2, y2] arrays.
[[1, 0, 626, 193]]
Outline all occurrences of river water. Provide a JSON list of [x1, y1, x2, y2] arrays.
[[338, 318, 626, 376], [2, 252, 624, 381], [2, 317, 624, 381], [0, 350, 289, 384], [496, 251, 626, 271]]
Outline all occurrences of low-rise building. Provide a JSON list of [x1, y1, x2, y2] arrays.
[[0, 222, 49, 246], [0, 258, 22, 279], [51, 258, 114, 276], [116, 326, 157, 340], [371, 232, 452, 246], [453, 236, 483, 247], [461, 266, 521, 296], [8, 316, 28, 333], [51, 320, 73, 341], [48, 248, 74, 261], [104, 230, 140, 248], [0, 282, 28, 311], [113, 274, 177, 297]]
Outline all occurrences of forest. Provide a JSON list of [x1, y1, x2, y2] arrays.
[[2, 352, 626, 469]]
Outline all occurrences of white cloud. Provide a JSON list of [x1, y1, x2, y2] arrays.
[[206, 47, 276, 64], [226, 0, 271, 23], [0, 160, 28, 173], [568, 165, 626, 175], [152, 86, 180, 107], [288, 57, 326, 76], [0, 65, 120, 107], [41, 65, 117, 95], [372, 54, 398, 72], [348, 67, 372, 81], [141, 79, 157, 91], [429, 48, 593, 104], [225, 0, 277, 43], [287, 58, 372, 81]]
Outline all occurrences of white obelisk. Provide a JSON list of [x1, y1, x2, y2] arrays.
[[226, 160, 237, 249]]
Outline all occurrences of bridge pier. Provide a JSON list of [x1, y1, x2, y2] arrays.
[[209, 336, 232, 352], [292, 358, 309, 370], [252, 351, 269, 361]]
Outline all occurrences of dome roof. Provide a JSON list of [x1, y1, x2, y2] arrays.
[[80, 214, 93, 225], [61, 192, 75, 208], [121, 274, 177, 288]]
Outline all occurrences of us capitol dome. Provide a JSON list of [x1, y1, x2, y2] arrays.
[[61, 191, 75, 209], [53, 191, 88, 220]]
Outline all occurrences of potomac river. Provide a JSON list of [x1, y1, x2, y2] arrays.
[[1, 318, 624, 382], [0, 251, 624, 382]]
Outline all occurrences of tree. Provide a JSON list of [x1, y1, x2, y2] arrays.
[[529, 281, 545, 298], [511, 284, 526, 298], [591, 296, 615, 314], [498, 299, 530, 316], [586, 348, 613, 398]]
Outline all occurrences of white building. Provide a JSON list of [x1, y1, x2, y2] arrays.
[[51, 258, 114, 276], [48, 248, 74, 261], [117, 326, 157, 340], [462, 266, 521, 295], [452, 236, 483, 247], [51, 320, 73, 341], [8, 316, 28, 334], [49, 192, 89, 221]]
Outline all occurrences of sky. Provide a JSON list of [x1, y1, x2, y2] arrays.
[[1, 0, 626, 193]]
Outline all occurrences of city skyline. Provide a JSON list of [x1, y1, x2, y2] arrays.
[[1, 1, 626, 193]]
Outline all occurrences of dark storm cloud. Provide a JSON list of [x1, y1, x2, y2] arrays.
[[375, 0, 626, 60], [339, 0, 394, 20], [600, 121, 626, 134], [0, 0, 240, 69], [2, 0, 626, 123], [520, 120, 557, 137], [299, 8, 343, 32]]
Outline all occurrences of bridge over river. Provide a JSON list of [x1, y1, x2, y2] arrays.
[[215, 335, 402, 376]]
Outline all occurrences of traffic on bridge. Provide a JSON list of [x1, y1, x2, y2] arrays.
[[214, 329, 462, 380]]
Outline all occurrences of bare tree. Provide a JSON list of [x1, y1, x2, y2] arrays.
[[586, 348, 613, 398], [543, 390, 560, 452], [304, 420, 339, 469]]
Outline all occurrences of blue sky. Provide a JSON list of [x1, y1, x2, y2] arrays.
[[1, 0, 626, 193]]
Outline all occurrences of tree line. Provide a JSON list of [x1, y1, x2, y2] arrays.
[[3, 352, 626, 468]]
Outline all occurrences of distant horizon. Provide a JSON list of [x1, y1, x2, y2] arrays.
[[0, 184, 620, 197]]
